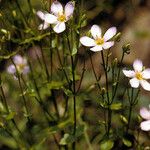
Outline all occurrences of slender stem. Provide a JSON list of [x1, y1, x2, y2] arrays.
[[10, 58, 31, 123], [0, 76, 9, 112], [15, 0, 29, 27], [28, 58, 55, 121], [126, 88, 134, 132], [89, 53, 101, 90], [101, 51, 109, 103], [65, 31, 76, 150], [39, 43, 50, 81], [111, 52, 125, 103], [0, 76, 29, 147], [101, 51, 111, 136]]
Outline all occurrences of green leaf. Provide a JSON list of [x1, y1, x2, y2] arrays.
[[110, 103, 122, 110], [59, 133, 74, 145], [122, 138, 132, 147], [47, 81, 64, 90], [71, 46, 77, 56], [5, 112, 16, 120], [59, 125, 85, 145], [100, 140, 114, 150]]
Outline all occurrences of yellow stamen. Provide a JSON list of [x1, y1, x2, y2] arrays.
[[136, 72, 143, 80], [57, 13, 66, 22], [17, 64, 25, 72], [95, 38, 104, 45]]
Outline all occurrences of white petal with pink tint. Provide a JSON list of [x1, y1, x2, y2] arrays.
[[44, 13, 57, 24], [7, 65, 16, 74], [91, 25, 102, 39], [140, 107, 150, 120], [122, 70, 135, 77], [38, 22, 49, 30], [133, 59, 143, 72], [51, 1, 63, 16], [13, 55, 23, 65], [140, 120, 150, 131], [140, 80, 150, 91], [90, 45, 103, 52], [104, 27, 117, 41], [37, 11, 45, 20], [102, 41, 114, 49], [129, 78, 139, 88], [80, 36, 96, 47], [53, 22, 66, 33], [142, 68, 150, 79], [65, 1, 74, 19]]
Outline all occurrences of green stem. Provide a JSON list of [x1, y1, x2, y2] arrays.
[[101, 51, 110, 136], [15, 0, 29, 27], [65, 31, 76, 150]]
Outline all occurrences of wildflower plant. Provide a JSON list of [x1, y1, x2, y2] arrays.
[[0, 0, 150, 150]]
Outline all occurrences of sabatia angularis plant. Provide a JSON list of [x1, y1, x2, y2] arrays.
[[37, 1, 74, 33]]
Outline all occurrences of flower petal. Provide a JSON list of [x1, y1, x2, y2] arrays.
[[142, 68, 150, 79], [44, 13, 57, 24], [90, 45, 103, 52], [104, 27, 117, 41], [51, 1, 63, 16], [65, 1, 74, 20], [133, 59, 143, 72], [140, 80, 150, 91], [102, 41, 114, 49], [37, 11, 45, 20], [129, 78, 140, 88], [140, 120, 150, 131], [7, 65, 16, 74], [23, 66, 30, 74], [80, 36, 96, 47], [38, 22, 49, 30], [53, 22, 66, 33], [122, 70, 135, 78], [140, 107, 150, 120], [91, 25, 102, 39], [13, 55, 23, 65]]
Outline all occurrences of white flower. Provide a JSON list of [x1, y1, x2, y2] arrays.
[[7, 55, 29, 75], [140, 106, 150, 131], [37, 1, 74, 33], [123, 59, 150, 91], [80, 25, 117, 52]]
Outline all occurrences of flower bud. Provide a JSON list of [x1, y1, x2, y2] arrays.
[[122, 43, 130, 54], [114, 32, 121, 42], [100, 87, 106, 95], [112, 58, 118, 67]]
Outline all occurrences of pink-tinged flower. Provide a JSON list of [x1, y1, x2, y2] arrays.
[[7, 55, 29, 75], [123, 59, 150, 91], [140, 106, 150, 131], [37, 1, 74, 33], [80, 25, 117, 52]]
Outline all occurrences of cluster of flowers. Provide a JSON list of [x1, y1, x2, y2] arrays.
[[7, 1, 150, 131]]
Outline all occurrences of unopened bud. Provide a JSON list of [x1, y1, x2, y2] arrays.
[[100, 87, 106, 95], [122, 43, 130, 54], [114, 32, 121, 42], [12, 10, 16, 17], [112, 58, 118, 67]]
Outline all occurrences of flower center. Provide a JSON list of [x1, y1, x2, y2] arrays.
[[58, 13, 66, 22], [135, 72, 143, 80], [95, 38, 104, 45], [17, 64, 25, 72]]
